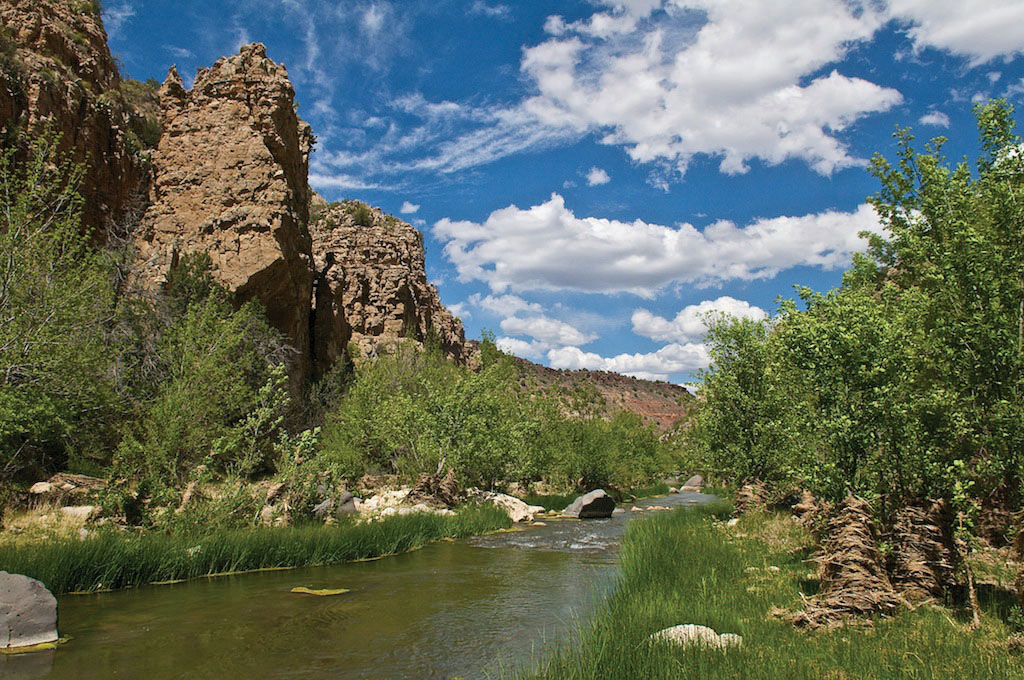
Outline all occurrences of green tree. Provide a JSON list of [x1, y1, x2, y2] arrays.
[[0, 133, 117, 483]]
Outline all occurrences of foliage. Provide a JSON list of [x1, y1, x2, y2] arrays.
[[687, 315, 810, 487], [515, 508, 1023, 680], [686, 101, 1024, 524], [0, 133, 117, 484], [319, 336, 671, 491], [112, 253, 292, 486]]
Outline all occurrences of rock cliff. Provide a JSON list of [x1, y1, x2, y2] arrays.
[[132, 44, 316, 379], [310, 197, 466, 371], [0, 0, 155, 232]]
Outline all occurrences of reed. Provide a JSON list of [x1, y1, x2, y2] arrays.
[[515, 506, 1024, 680], [0, 504, 509, 595]]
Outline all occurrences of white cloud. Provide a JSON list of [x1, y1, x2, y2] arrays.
[[547, 343, 709, 381], [400, 201, 420, 214], [496, 337, 549, 360], [919, 111, 951, 128], [520, 0, 901, 177], [500, 316, 596, 347], [632, 296, 767, 343], [434, 194, 879, 296], [163, 44, 195, 59], [468, 293, 543, 317], [308, 172, 386, 191], [469, 1, 511, 19], [586, 167, 611, 186], [362, 3, 387, 34], [102, 2, 136, 39], [886, 0, 1024, 65]]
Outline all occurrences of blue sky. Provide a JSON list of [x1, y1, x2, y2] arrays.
[[105, 0, 1024, 384]]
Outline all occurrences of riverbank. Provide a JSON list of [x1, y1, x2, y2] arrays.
[[515, 505, 1024, 680], [0, 504, 510, 595]]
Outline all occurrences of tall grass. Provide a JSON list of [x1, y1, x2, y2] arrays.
[[0, 505, 509, 595], [515, 506, 1024, 680]]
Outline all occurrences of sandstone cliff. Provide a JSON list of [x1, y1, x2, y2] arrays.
[[0, 0, 155, 231], [310, 197, 466, 371], [133, 45, 315, 379]]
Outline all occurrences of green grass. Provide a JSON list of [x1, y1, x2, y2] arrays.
[[514, 506, 1024, 679], [0, 504, 509, 595]]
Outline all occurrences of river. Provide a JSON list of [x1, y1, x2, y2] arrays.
[[3, 490, 718, 680]]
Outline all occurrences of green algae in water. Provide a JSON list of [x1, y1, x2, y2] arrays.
[[290, 586, 350, 596]]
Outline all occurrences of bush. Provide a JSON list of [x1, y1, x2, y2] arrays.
[[0, 133, 118, 484]]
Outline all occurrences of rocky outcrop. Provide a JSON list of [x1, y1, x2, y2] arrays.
[[506, 355, 694, 433], [0, 572, 58, 649], [133, 44, 315, 379], [0, 0, 156, 232], [310, 198, 466, 371], [563, 489, 616, 519]]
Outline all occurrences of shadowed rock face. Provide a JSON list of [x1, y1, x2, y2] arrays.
[[0, 0, 153, 231], [310, 198, 466, 372], [133, 44, 315, 380]]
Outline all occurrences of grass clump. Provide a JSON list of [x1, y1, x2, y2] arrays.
[[516, 507, 1024, 680], [0, 504, 509, 595]]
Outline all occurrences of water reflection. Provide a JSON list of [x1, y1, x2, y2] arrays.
[[39, 491, 716, 679]]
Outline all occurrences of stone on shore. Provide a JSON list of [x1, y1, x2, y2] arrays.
[[0, 572, 58, 650], [649, 624, 741, 649], [681, 474, 705, 491], [562, 490, 616, 519], [470, 491, 544, 523]]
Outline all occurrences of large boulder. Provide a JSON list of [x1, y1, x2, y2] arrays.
[[562, 490, 616, 519], [681, 475, 705, 491], [0, 572, 58, 649], [470, 491, 543, 523]]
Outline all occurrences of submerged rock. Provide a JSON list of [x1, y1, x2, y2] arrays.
[[0, 572, 58, 650], [649, 624, 742, 649], [562, 490, 616, 519]]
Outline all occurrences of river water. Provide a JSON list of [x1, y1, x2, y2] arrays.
[[3, 490, 717, 680]]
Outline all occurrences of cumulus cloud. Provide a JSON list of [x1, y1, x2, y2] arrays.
[[632, 296, 767, 343], [468, 293, 544, 317], [500, 316, 596, 347], [886, 0, 1024, 65], [919, 111, 951, 128], [547, 343, 709, 381], [586, 167, 611, 186], [400, 201, 420, 214], [434, 194, 879, 296], [521, 0, 902, 176]]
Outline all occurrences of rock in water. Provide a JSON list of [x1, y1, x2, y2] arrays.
[[562, 490, 616, 519], [681, 474, 705, 491], [0, 572, 58, 649]]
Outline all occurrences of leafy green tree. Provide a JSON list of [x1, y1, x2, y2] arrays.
[[0, 133, 117, 483], [689, 314, 808, 486]]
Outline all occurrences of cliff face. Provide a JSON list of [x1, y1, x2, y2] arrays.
[[133, 45, 315, 379], [310, 198, 466, 372], [0, 0, 154, 232]]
